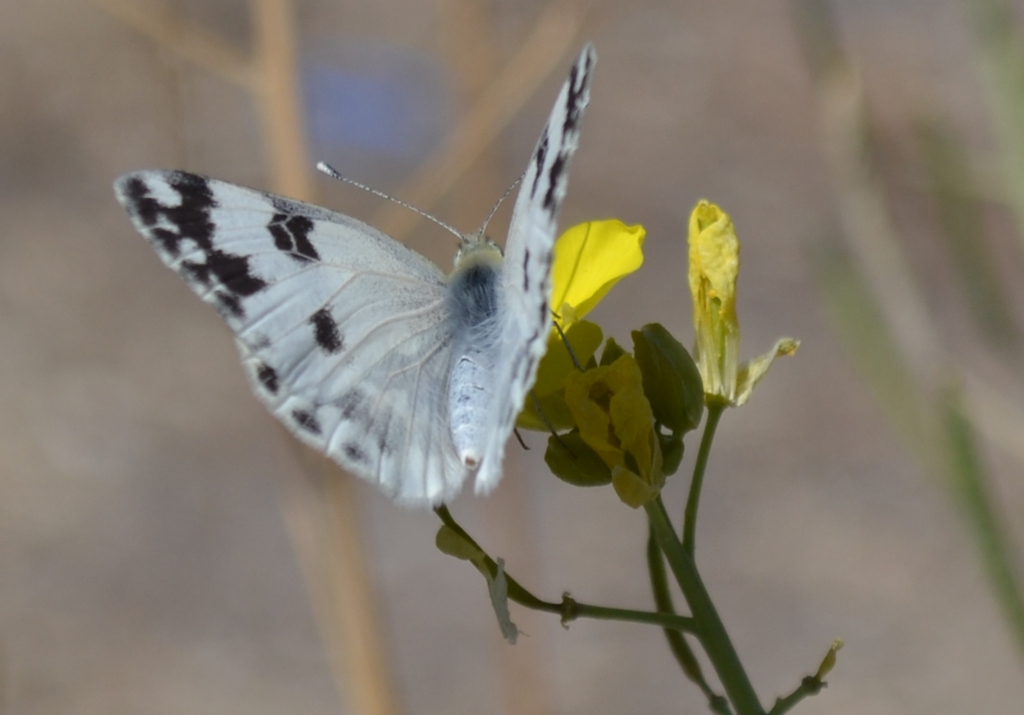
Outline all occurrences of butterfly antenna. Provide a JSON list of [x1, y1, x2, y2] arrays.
[[474, 174, 523, 239], [317, 162, 464, 240]]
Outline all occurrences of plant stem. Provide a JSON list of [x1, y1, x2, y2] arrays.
[[435, 505, 695, 633], [646, 496, 764, 715], [563, 600, 697, 632], [648, 528, 733, 714], [684, 402, 724, 555], [766, 676, 824, 715]]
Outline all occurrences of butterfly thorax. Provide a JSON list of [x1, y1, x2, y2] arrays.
[[446, 243, 505, 470]]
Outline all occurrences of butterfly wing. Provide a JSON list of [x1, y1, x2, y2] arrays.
[[473, 44, 597, 492], [115, 171, 467, 505]]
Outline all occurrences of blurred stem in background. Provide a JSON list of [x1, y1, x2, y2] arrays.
[[965, 0, 1024, 253], [916, 121, 1019, 353], [792, 0, 1024, 657]]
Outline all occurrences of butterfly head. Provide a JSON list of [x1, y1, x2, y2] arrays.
[[454, 232, 503, 269]]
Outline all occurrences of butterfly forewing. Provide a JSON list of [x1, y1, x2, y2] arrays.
[[472, 43, 597, 493], [115, 171, 467, 504]]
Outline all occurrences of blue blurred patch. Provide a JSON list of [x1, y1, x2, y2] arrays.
[[302, 45, 451, 163]]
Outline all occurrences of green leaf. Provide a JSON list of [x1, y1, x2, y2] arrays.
[[544, 430, 613, 487], [600, 336, 628, 366], [632, 324, 704, 435], [436, 524, 485, 561], [660, 434, 685, 476]]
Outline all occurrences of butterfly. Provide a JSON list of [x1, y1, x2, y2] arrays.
[[114, 44, 596, 506]]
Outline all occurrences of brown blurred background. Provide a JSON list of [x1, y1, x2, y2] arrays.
[[3, 1, 1024, 713]]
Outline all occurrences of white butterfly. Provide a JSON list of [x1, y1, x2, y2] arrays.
[[114, 44, 596, 506]]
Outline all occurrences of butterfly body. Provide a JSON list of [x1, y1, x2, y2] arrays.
[[115, 44, 596, 506], [446, 241, 505, 468]]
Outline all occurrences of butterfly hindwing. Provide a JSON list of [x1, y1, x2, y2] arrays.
[[115, 171, 468, 504], [472, 44, 597, 492]]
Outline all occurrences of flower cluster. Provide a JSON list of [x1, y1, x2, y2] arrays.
[[520, 202, 798, 507]]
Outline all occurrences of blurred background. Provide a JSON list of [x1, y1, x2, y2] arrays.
[[3, 0, 1024, 713]]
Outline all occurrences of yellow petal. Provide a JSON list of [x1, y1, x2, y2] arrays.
[[688, 201, 740, 402], [551, 220, 646, 324], [565, 365, 624, 469], [612, 466, 660, 508], [563, 354, 662, 477], [610, 381, 655, 475], [733, 338, 800, 406], [688, 202, 739, 312]]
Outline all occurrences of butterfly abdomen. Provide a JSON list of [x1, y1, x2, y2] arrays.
[[446, 246, 505, 469]]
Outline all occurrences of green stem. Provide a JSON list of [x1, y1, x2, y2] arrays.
[[435, 505, 695, 633], [564, 600, 697, 632], [684, 402, 725, 555], [646, 496, 764, 715], [766, 677, 824, 715], [647, 528, 733, 715]]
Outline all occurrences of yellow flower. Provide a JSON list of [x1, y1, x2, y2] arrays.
[[564, 355, 664, 507], [688, 201, 799, 406], [551, 220, 646, 326], [518, 220, 646, 430]]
